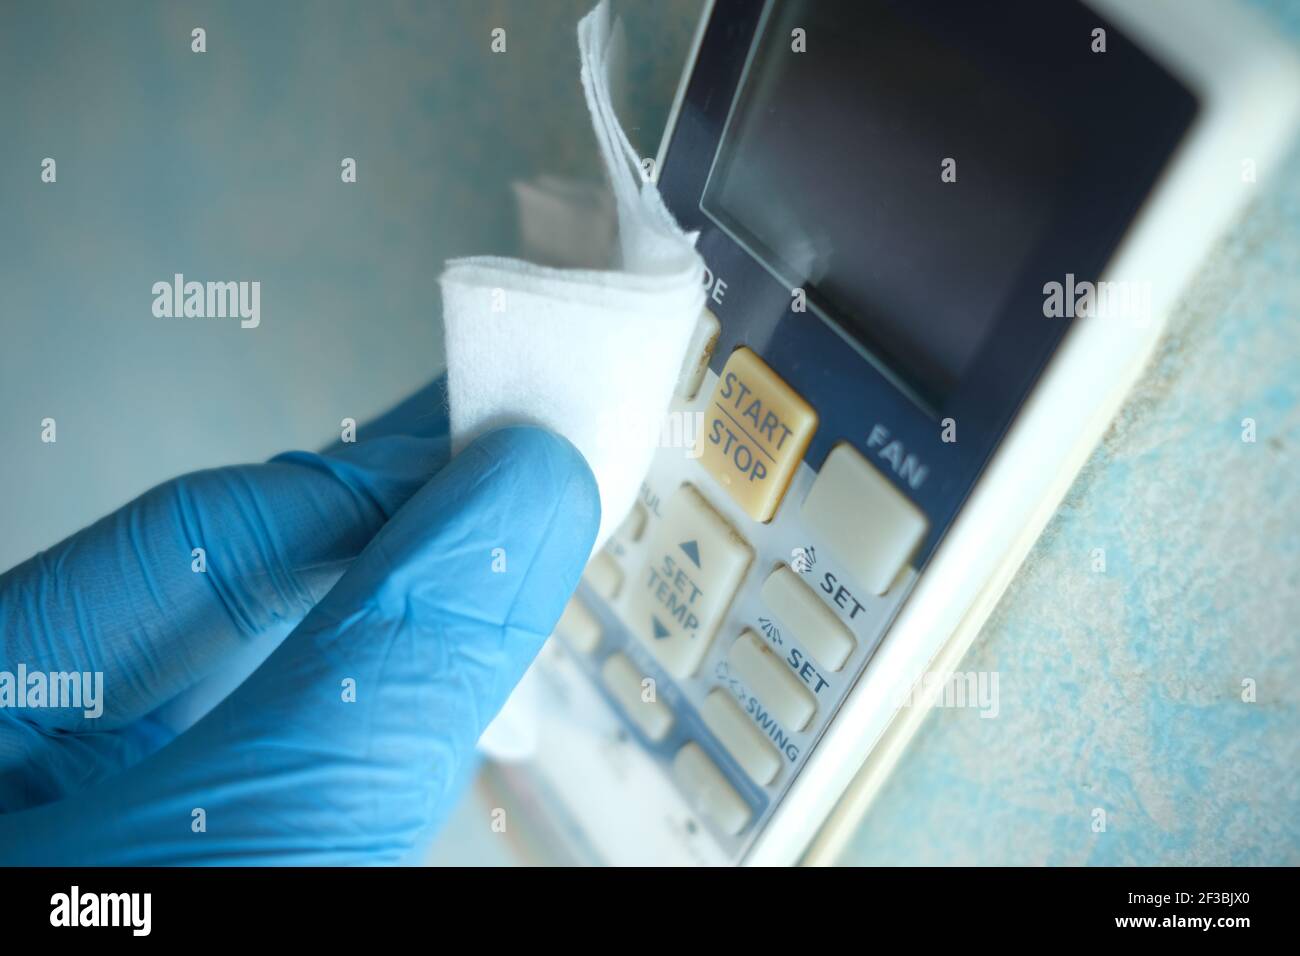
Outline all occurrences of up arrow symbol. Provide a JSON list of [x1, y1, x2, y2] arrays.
[[679, 539, 701, 568]]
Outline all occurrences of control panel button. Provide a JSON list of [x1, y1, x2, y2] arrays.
[[728, 630, 816, 731], [554, 596, 601, 654], [675, 309, 721, 400], [617, 502, 648, 543], [583, 551, 623, 601], [627, 484, 753, 678], [760, 565, 855, 672], [801, 442, 928, 595], [697, 347, 817, 523], [672, 743, 751, 836], [700, 689, 781, 786], [601, 654, 674, 742]]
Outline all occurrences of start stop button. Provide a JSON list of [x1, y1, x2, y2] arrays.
[[697, 347, 817, 522]]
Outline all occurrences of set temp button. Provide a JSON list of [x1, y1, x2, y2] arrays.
[[626, 484, 753, 678]]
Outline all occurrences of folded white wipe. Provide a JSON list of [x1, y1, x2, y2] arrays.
[[440, 0, 705, 552]]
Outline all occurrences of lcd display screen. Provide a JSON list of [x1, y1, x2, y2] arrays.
[[701, 0, 1076, 406]]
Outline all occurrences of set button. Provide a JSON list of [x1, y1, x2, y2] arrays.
[[728, 630, 816, 731], [698, 347, 817, 523], [761, 565, 855, 671], [626, 484, 753, 678], [801, 442, 928, 595]]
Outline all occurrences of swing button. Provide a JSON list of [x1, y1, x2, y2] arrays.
[[697, 348, 817, 522]]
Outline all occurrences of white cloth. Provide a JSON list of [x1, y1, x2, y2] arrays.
[[440, 0, 705, 551]]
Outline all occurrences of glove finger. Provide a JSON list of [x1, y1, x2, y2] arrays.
[[0, 428, 448, 734], [0, 426, 599, 864], [144, 378, 453, 733]]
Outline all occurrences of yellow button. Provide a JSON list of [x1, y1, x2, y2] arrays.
[[697, 348, 817, 522]]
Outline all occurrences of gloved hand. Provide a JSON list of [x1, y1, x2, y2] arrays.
[[0, 381, 599, 864]]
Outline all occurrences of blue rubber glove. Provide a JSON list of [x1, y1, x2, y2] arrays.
[[0, 383, 599, 864]]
